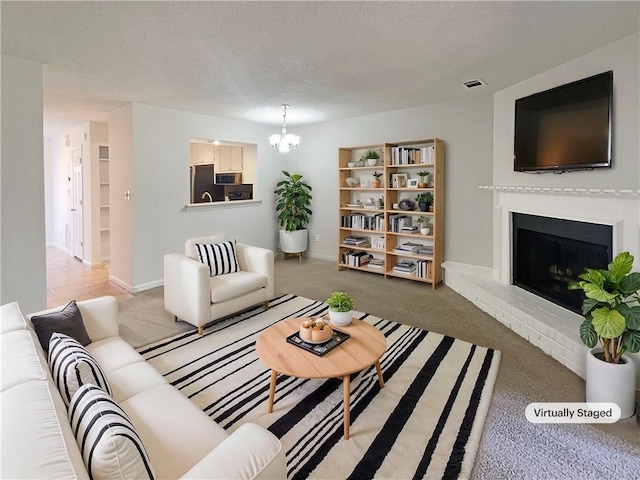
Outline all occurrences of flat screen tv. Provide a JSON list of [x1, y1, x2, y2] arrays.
[[514, 71, 612, 173]]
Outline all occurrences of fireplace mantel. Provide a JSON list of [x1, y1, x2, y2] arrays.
[[479, 185, 639, 196]]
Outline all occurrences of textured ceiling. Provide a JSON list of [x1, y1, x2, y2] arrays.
[[1, 1, 638, 136]]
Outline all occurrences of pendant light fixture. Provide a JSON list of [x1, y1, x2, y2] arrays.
[[269, 104, 300, 153]]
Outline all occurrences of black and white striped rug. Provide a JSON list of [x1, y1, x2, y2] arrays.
[[137, 294, 501, 479]]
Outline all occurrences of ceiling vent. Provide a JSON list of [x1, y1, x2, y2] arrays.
[[462, 79, 487, 89]]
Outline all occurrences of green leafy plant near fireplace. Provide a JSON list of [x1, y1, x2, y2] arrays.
[[569, 251, 640, 363], [569, 251, 640, 418]]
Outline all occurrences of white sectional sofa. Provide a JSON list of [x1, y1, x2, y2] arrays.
[[0, 296, 286, 479]]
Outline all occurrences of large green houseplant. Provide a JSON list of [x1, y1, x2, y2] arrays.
[[568, 251, 640, 418], [569, 251, 640, 363], [274, 171, 312, 255]]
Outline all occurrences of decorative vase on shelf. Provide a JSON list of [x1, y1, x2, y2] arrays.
[[420, 227, 430, 236], [367, 159, 377, 166], [346, 177, 359, 188]]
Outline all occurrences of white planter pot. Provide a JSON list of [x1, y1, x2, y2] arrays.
[[328, 309, 353, 326], [279, 229, 308, 254], [585, 348, 636, 419], [366, 159, 378, 166], [420, 227, 430, 236]]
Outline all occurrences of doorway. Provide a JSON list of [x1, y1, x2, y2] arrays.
[[71, 146, 83, 259]]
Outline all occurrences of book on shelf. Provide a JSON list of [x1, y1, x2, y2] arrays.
[[390, 145, 434, 166], [394, 241, 424, 253], [367, 258, 385, 269], [342, 250, 373, 267], [416, 246, 433, 256], [417, 260, 431, 279], [343, 236, 370, 247], [341, 214, 384, 231], [388, 214, 412, 232], [393, 260, 417, 274]]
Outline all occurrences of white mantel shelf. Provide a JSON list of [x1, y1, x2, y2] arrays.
[[479, 185, 640, 196]]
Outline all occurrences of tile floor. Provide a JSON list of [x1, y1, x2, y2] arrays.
[[46, 246, 133, 308]]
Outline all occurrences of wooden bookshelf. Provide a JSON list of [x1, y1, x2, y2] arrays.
[[338, 139, 444, 288]]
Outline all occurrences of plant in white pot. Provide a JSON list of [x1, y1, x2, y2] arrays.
[[361, 149, 380, 167], [274, 171, 312, 255], [417, 215, 430, 236], [326, 291, 354, 327], [569, 251, 640, 418]]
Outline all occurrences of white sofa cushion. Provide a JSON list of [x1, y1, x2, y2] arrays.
[[69, 384, 155, 480], [195, 240, 240, 276], [86, 337, 145, 373], [49, 333, 112, 406], [119, 384, 228, 479], [1, 380, 88, 479], [210, 271, 267, 303], [1, 330, 47, 392], [0, 301, 30, 334], [105, 361, 167, 403]]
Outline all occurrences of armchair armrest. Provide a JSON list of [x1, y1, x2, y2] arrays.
[[164, 254, 210, 327], [236, 244, 275, 300], [180, 423, 285, 480]]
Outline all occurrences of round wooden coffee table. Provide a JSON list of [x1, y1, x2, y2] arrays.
[[255, 316, 386, 439]]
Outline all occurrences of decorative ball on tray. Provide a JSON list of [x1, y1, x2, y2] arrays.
[[300, 317, 333, 343]]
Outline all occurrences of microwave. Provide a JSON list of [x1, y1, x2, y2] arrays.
[[216, 172, 242, 184]]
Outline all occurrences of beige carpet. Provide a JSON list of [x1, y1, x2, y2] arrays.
[[118, 256, 639, 478]]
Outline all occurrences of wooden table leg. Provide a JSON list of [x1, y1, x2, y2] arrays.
[[375, 360, 385, 388], [267, 370, 277, 413], [343, 375, 350, 439]]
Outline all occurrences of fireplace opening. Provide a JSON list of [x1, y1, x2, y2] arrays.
[[512, 213, 612, 314]]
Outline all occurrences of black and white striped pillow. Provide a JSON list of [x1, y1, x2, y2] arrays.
[[48, 332, 111, 407], [195, 240, 239, 276], [69, 384, 155, 480]]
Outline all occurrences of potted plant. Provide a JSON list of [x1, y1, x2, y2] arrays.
[[417, 171, 431, 188], [568, 251, 640, 418], [415, 192, 433, 212], [361, 149, 380, 167], [417, 215, 430, 236], [326, 291, 354, 326], [372, 171, 383, 188], [274, 171, 312, 255]]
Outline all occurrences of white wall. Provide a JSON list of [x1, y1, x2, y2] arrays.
[[44, 137, 54, 245], [492, 33, 640, 274], [108, 104, 289, 290], [494, 33, 639, 190], [295, 95, 495, 268], [1, 55, 46, 312], [108, 104, 134, 289]]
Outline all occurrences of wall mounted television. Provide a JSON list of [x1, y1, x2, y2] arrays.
[[514, 71, 612, 173]]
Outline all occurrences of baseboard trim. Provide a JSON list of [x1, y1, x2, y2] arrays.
[[131, 279, 164, 293]]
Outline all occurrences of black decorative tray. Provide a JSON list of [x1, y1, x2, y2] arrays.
[[286, 329, 350, 357]]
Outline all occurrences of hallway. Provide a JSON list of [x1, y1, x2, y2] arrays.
[[46, 246, 133, 308]]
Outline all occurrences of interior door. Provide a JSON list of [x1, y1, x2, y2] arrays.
[[71, 146, 84, 259]]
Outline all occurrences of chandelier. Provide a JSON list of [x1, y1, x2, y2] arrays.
[[269, 104, 300, 153]]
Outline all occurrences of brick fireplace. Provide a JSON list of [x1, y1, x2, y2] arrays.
[[444, 187, 640, 389]]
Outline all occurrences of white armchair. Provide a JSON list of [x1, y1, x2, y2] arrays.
[[164, 234, 274, 335]]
